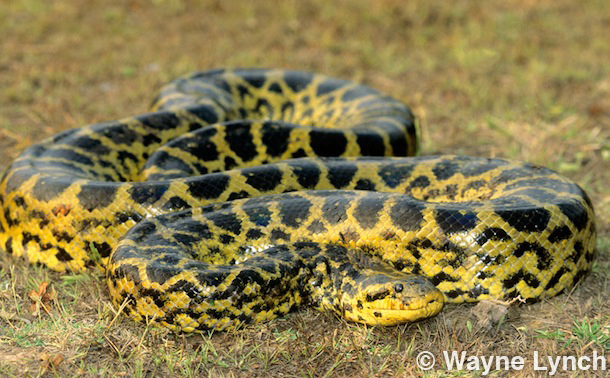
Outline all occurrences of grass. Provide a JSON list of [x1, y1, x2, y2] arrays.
[[1, 0, 609, 376]]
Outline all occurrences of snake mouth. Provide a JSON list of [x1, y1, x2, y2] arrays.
[[357, 298, 444, 326], [344, 292, 445, 326]]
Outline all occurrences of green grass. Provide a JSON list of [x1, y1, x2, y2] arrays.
[[0, 0, 609, 376]]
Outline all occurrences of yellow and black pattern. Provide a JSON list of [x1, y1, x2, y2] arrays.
[[0, 69, 596, 332]]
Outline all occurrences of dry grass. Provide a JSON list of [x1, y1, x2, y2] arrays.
[[0, 0, 608, 376]]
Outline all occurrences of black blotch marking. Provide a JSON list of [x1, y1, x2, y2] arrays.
[[55, 247, 73, 262], [310, 130, 348, 157], [327, 162, 357, 188], [475, 227, 511, 246], [188, 104, 219, 124], [98, 123, 139, 145], [144, 257, 184, 284], [279, 196, 312, 228], [407, 175, 431, 191], [178, 129, 219, 162], [463, 180, 486, 194], [548, 225, 572, 243], [261, 122, 291, 157], [242, 165, 283, 192], [322, 195, 352, 224], [390, 200, 425, 231], [244, 74, 266, 88], [429, 272, 461, 286], [435, 209, 478, 234], [366, 290, 390, 302], [380, 164, 414, 189], [354, 179, 376, 191], [503, 269, 541, 290], [432, 159, 460, 180], [285, 71, 313, 92], [142, 133, 161, 147], [137, 112, 181, 131], [219, 234, 234, 244], [570, 241, 584, 263], [268, 82, 282, 93], [497, 207, 551, 232], [115, 211, 143, 224], [173, 233, 199, 246], [291, 148, 307, 158], [236, 84, 250, 99], [544, 267, 569, 290], [128, 184, 168, 206], [208, 211, 241, 235], [77, 185, 118, 210], [227, 190, 250, 201], [389, 132, 408, 156], [4, 237, 12, 254], [281, 102, 295, 119], [234, 268, 267, 289], [246, 229, 263, 240], [288, 160, 321, 189], [173, 221, 212, 240], [70, 137, 111, 155], [225, 122, 257, 163], [88, 241, 112, 258], [353, 195, 385, 229], [13, 196, 26, 209], [244, 206, 272, 227], [117, 151, 138, 168], [307, 220, 327, 234], [255, 98, 272, 116], [32, 177, 72, 202], [162, 196, 190, 211], [168, 280, 200, 300], [123, 221, 157, 243], [557, 201, 589, 231], [187, 174, 230, 199], [270, 228, 290, 241], [513, 242, 551, 270]]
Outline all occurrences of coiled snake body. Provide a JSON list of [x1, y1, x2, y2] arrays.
[[0, 69, 596, 331]]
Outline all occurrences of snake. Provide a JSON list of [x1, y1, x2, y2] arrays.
[[0, 69, 596, 332]]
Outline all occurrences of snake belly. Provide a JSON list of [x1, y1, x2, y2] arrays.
[[0, 69, 596, 332]]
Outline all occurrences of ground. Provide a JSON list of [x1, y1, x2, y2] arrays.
[[0, 0, 608, 376]]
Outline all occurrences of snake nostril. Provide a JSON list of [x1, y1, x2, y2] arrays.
[[394, 283, 404, 293]]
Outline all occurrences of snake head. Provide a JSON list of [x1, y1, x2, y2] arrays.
[[341, 272, 444, 326]]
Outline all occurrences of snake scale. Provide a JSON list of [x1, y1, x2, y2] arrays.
[[0, 69, 596, 332]]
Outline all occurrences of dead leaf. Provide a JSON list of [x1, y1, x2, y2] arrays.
[[40, 352, 64, 370], [28, 282, 57, 316]]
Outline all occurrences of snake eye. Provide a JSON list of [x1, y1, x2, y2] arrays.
[[394, 283, 404, 293]]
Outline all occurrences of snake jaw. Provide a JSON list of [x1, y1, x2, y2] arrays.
[[340, 274, 445, 326]]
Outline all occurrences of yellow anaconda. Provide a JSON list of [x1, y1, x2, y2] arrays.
[[0, 69, 596, 332]]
